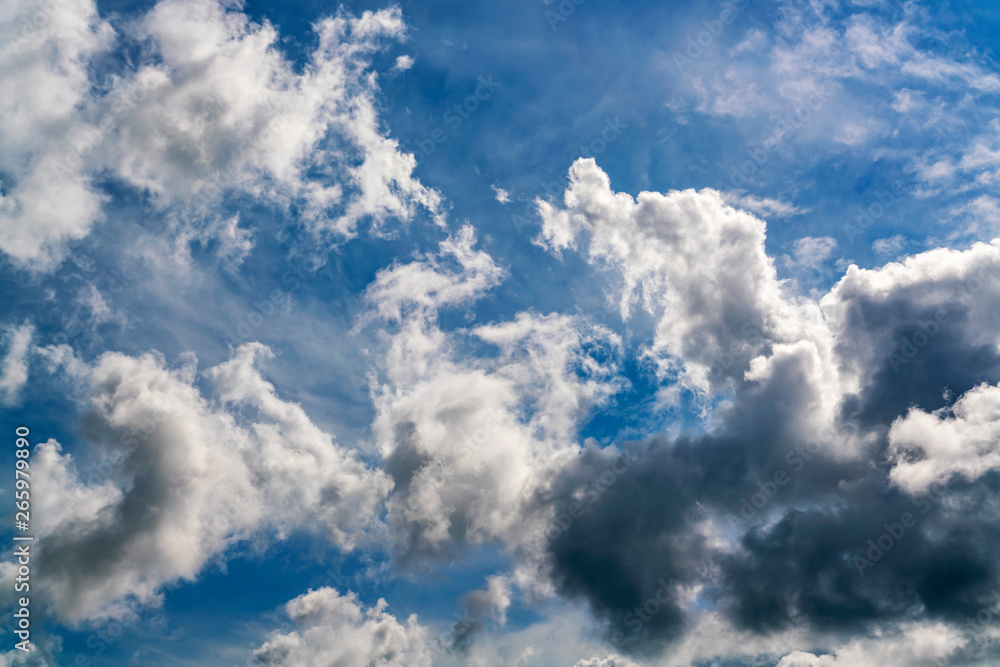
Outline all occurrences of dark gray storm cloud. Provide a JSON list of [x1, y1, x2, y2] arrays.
[[532, 249, 1000, 658]]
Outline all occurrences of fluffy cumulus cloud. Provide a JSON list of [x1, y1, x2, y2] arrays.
[[251, 587, 433, 667], [821, 240, 1000, 429], [0, 0, 114, 269], [536, 157, 829, 399], [0, 0, 439, 270], [27, 343, 389, 623], [888, 382, 1000, 494], [364, 225, 623, 567]]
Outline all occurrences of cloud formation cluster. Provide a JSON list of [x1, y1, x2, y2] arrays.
[[29, 343, 389, 623], [6, 0, 1000, 664], [0, 0, 439, 270]]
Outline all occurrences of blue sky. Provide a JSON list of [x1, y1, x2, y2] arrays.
[[2, 0, 1000, 665]]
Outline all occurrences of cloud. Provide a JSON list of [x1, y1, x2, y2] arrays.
[[0, 0, 440, 270], [775, 622, 964, 667], [672, 0, 999, 178], [575, 655, 641, 667], [118, 1, 441, 242], [393, 54, 414, 71], [361, 225, 504, 324], [0, 321, 34, 405], [0, 0, 114, 270], [447, 575, 513, 652], [785, 236, 837, 269], [492, 185, 512, 204], [949, 194, 1000, 242], [536, 158, 822, 395], [251, 587, 433, 667], [821, 240, 1000, 428], [0, 645, 54, 667], [30, 343, 389, 623], [364, 227, 623, 565], [872, 234, 908, 257], [888, 382, 1000, 494], [722, 192, 808, 218]]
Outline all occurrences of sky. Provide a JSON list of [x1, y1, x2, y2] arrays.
[[1, 0, 1000, 664]]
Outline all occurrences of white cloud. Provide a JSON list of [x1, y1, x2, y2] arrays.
[[784, 236, 838, 273], [252, 587, 433, 667], [889, 382, 1000, 494], [673, 0, 999, 169], [723, 192, 808, 218], [575, 656, 641, 667], [0, 0, 440, 270], [872, 234, 907, 257], [0, 644, 53, 666], [0, 322, 34, 405], [536, 158, 824, 395], [492, 185, 512, 204], [117, 1, 441, 240], [31, 343, 389, 623], [393, 54, 414, 71], [729, 27, 767, 56], [362, 226, 623, 584], [208, 343, 392, 546], [775, 622, 964, 667], [0, 0, 114, 270], [948, 194, 1000, 242], [361, 225, 504, 324], [913, 121, 1000, 197]]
